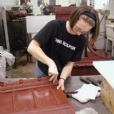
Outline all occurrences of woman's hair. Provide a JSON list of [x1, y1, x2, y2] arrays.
[[69, 6, 100, 45]]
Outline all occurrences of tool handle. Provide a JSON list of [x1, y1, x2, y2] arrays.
[[80, 77, 91, 84], [86, 77, 98, 86]]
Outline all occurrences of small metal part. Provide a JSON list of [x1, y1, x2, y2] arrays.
[[80, 76, 91, 84], [0, 82, 4, 87], [86, 77, 98, 86], [64, 91, 78, 95], [37, 77, 42, 81], [19, 79, 24, 84]]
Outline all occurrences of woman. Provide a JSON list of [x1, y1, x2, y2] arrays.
[[27, 6, 99, 90], [40, 0, 48, 15]]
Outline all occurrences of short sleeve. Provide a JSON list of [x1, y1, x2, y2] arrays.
[[33, 20, 55, 46]]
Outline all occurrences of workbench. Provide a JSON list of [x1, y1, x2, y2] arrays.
[[0, 75, 110, 114], [64, 75, 110, 114]]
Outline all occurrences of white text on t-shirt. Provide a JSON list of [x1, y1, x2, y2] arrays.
[[55, 38, 76, 50]]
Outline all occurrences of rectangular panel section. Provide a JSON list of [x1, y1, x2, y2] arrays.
[[0, 92, 13, 113], [52, 85, 69, 105], [0, 77, 75, 114], [14, 89, 36, 112], [33, 86, 58, 109]]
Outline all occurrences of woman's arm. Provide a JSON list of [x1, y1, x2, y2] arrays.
[[27, 39, 58, 82], [57, 61, 74, 90]]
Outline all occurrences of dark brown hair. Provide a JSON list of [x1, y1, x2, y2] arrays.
[[69, 6, 100, 45]]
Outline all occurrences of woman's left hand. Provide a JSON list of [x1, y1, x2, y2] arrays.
[[57, 78, 65, 90]]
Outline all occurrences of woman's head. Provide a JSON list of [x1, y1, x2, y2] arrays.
[[41, 0, 45, 4], [69, 6, 99, 44]]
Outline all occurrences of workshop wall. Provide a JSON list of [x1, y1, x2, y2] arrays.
[[0, 0, 17, 5], [0, 0, 109, 50]]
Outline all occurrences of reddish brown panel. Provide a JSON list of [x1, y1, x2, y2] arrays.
[[33, 86, 58, 109], [0, 77, 75, 114], [88, 66, 100, 75], [51, 85, 69, 105], [0, 92, 13, 113], [13, 89, 36, 112], [71, 67, 80, 76]]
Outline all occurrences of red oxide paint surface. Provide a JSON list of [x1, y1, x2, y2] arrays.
[[0, 77, 75, 114]]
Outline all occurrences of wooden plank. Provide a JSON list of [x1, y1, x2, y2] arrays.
[[100, 77, 114, 114]]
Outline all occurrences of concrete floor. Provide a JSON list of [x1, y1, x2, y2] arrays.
[[6, 55, 35, 78]]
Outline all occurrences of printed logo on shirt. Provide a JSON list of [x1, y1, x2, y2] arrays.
[[55, 38, 76, 50]]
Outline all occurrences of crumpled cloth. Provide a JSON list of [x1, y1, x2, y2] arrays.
[[0, 50, 15, 66], [0, 50, 15, 78]]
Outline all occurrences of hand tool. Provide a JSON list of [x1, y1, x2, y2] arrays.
[[80, 76, 91, 84], [86, 77, 98, 86], [64, 91, 78, 95]]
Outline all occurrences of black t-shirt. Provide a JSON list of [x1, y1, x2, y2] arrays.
[[33, 20, 86, 77]]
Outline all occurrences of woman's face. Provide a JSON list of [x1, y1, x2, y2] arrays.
[[72, 18, 93, 35]]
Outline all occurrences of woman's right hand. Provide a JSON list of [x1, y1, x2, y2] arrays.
[[48, 63, 58, 83]]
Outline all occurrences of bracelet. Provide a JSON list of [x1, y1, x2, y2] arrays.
[[59, 78, 65, 81]]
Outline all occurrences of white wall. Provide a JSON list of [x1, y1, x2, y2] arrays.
[[26, 15, 55, 33], [52, 0, 76, 6], [59, 0, 71, 6], [71, 0, 76, 4], [95, 0, 109, 9], [31, 0, 40, 15], [87, 0, 109, 10], [108, 0, 114, 19], [94, 13, 106, 49], [0, 0, 17, 6], [56, 0, 59, 5]]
